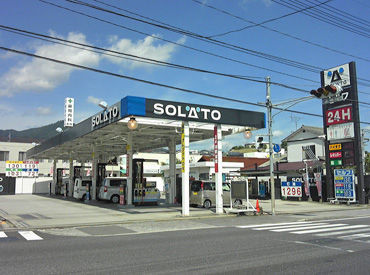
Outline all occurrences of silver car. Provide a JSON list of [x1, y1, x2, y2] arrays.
[[98, 177, 127, 203], [190, 180, 234, 208]]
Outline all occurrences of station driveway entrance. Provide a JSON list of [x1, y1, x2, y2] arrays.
[[27, 96, 265, 216]]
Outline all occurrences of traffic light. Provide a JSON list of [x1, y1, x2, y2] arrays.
[[255, 136, 264, 151], [310, 84, 342, 99]]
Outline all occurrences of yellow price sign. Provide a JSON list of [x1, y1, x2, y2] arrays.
[[329, 144, 341, 151]]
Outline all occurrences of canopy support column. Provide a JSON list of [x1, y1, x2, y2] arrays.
[[51, 159, 57, 195], [127, 133, 133, 206], [215, 124, 223, 214], [92, 147, 97, 200], [68, 157, 74, 197], [181, 122, 190, 216], [169, 136, 176, 204]]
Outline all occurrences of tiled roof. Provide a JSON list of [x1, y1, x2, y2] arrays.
[[282, 125, 323, 142]]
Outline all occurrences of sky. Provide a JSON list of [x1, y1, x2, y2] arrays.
[[0, 0, 369, 151]]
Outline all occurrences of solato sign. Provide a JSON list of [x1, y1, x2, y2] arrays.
[[91, 102, 120, 130], [153, 103, 221, 121]]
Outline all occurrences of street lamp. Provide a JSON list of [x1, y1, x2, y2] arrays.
[[98, 101, 108, 110], [127, 117, 138, 130]]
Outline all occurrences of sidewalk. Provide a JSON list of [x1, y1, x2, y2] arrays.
[[0, 195, 368, 230]]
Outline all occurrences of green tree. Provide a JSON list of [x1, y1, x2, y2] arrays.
[[365, 152, 370, 173], [281, 140, 287, 150]]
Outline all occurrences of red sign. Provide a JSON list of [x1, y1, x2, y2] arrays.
[[214, 126, 218, 173], [329, 151, 342, 159], [325, 106, 352, 126]]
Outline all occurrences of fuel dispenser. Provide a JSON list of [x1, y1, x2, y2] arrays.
[[132, 159, 160, 205], [56, 168, 69, 195]]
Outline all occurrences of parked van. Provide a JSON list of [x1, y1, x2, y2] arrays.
[[73, 177, 92, 200], [190, 180, 241, 208], [98, 177, 127, 203]]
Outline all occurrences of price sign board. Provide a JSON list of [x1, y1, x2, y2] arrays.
[[334, 169, 355, 199], [327, 122, 354, 141], [5, 161, 39, 177], [329, 144, 341, 151], [281, 181, 302, 197]]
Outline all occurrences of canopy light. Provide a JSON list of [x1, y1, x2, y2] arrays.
[[127, 117, 138, 130]]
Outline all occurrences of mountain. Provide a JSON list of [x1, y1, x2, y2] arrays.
[[0, 120, 64, 143]]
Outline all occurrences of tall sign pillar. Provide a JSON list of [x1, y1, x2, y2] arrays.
[[321, 62, 365, 203]]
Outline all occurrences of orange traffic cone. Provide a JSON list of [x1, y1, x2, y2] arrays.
[[256, 199, 260, 213]]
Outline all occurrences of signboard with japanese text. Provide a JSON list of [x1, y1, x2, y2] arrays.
[[327, 122, 354, 141], [181, 123, 185, 173], [334, 169, 355, 199], [5, 161, 39, 177], [329, 143, 342, 151], [281, 181, 302, 197], [64, 97, 74, 127]]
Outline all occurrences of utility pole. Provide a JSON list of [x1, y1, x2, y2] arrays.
[[266, 76, 275, 216]]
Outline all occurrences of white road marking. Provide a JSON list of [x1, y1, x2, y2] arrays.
[[274, 224, 347, 233], [0, 231, 7, 238], [305, 225, 370, 235], [236, 221, 313, 229], [316, 227, 370, 237], [253, 223, 327, 231], [18, 231, 43, 241], [290, 223, 348, 234], [338, 233, 370, 240]]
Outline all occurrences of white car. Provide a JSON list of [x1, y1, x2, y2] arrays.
[[98, 177, 127, 203], [73, 177, 92, 200]]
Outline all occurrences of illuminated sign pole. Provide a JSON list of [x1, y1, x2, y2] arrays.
[[321, 62, 365, 203], [214, 125, 223, 214], [181, 122, 190, 216]]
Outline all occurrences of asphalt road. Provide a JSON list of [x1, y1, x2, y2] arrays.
[[1, 214, 370, 274]]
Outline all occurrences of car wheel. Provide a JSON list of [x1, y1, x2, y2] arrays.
[[203, 200, 212, 209], [233, 199, 242, 207], [111, 195, 120, 204]]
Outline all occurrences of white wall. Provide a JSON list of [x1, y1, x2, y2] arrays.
[[287, 139, 325, 162], [15, 177, 52, 194]]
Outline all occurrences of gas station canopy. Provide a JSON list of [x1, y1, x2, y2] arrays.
[[27, 96, 265, 161]]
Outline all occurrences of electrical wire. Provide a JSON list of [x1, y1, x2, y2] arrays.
[[190, 0, 370, 63], [1, 45, 369, 123], [37, 0, 321, 84], [61, 0, 370, 87]]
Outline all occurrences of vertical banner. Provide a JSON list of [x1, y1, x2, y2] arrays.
[[64, 97, 74, 127], [314, 173, 322, 197], [125, 147, 130, 177], [304, 173, 310, 197], [181, 122, 185, 173], [214, 126, 218, 173]]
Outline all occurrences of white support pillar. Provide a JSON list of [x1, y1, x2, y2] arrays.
[[68, 157, 74, 197], [51, 159, 57, 195], [215, 124, 223, 214], [92, 148, 97, 200], [181, 122, 190, 216], [169, 136, 176, 204], [127, 133, 133, 205]]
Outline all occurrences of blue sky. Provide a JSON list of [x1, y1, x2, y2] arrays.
[[0, 0, 369, 151]]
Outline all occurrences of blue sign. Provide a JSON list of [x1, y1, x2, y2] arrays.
[[273, 144, 281, 153], [334, 169, 355, 199]]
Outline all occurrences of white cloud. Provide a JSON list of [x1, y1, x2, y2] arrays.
[[0, 103, 13, 113], [273, 130, 284, 137], [0, 32, 100, 97], [105, 35, 186, 69], [36, 106, 51, 115], [87, 95, 102, 105]]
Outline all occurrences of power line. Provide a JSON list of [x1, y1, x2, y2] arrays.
[[190, 0, 370, 63], [0, 45, 329, 120], [207, 0, 332, 38], [2, 45, 369, 124], [0, 24, 310, 94], [272, 0, 370, 38], [62, 0, 370, 87], [38, 0, 321, 84]]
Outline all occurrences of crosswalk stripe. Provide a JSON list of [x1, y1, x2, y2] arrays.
[[290, 225, 367, 235], [18, 231, 43, 241], [253, 223, 327, 231], [339, 233, 370, 240], [290, 224, 348, 234], [0, 231, 7, 238], [236, 221, 313, 229], [316, 227, 370, 237]]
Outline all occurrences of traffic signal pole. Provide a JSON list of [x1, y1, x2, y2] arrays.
[[266, 76, 276, 216]]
